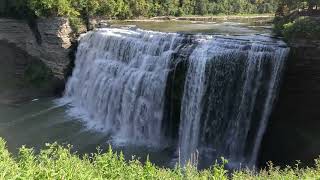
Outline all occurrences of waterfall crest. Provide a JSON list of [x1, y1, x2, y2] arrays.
[[62, 28, 289, 167]]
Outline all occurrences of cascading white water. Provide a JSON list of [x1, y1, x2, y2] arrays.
[[63, 28, 184, 147], [63, 28, 289, 167], [178, 35, 289, 166]]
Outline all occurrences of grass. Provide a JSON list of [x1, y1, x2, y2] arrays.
[[1, 138, 320, 179]]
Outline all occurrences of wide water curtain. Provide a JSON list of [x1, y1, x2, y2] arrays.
[[179, 37, 289, 166], [64, 29, 289, 167], [64, 29, 184, 146]]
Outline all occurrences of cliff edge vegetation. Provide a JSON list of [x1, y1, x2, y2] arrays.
[[274, 0, 320, 41]]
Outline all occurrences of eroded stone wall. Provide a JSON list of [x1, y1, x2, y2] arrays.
[[0, 18, 73, 80]]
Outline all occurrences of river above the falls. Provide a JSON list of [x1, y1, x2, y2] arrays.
[[0, 18, 287, 169], [108, 16, 273, 35]]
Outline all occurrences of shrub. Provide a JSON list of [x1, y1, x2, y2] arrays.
[[282, 16, 320, 40], [69, 16, 84, 34], [1, 137, 320, 179], [273, 16, 287, 35], [28, 0, 79, 17], [175, 8, 185, 17]]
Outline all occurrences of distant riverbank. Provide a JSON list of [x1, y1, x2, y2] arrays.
[[94, 14, 275, 24], [127, 14, 275, 22]]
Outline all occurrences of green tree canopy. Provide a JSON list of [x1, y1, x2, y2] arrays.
[[1, 0, 283, 19]]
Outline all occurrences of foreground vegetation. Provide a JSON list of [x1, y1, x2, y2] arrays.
[[1, 138, 320, 179]]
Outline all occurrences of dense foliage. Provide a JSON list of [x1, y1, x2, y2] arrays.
[[282, 16, 320, 39], [276, 0, 320, 15], [1, 0, 278, 20], [274, 0, 320, 40], [0, 138, 320, 179]]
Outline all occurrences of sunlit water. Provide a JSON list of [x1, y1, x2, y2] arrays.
[[109, 18, 273, 35]]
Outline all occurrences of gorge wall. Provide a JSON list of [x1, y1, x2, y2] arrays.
[[259, 40, 320, 167], [0, 18, 73, 81]]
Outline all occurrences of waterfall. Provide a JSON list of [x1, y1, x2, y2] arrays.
[[178, 36, 289, 166], [63, 28, 289, 167], [63, 28, 185, 147]]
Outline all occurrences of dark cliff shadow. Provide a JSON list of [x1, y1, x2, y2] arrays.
[[259, 41, 320, 168], [0, 40, 63, 105]]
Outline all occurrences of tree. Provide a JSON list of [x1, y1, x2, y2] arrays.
[[69, 0, 100, 29], [28, 0, 79, 17], [195, 0, 208, 15], [2, 0, 282, 19], [95, 0, 116, 17], [129, 0, 150, 17], [181, 0, 193, 15]]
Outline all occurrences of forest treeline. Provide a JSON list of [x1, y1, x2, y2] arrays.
[[1, 0, 319, 19], [1, 0, 278, 19], [0, 0, 319, 38], [277, 0, 319, 15], [0, 0, 320, 19]]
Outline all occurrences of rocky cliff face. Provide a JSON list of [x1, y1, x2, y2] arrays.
[[259, 40, 320, 167], [0, 17, 73, 80]]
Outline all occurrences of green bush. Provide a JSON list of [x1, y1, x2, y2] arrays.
[[282, 17, 320, 40], [69, 16, 84, 34], [1, 137, 320, 179], [175, 8, 185, 17], [28, 0, 79, 17], [273, 16, 287, 35]]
